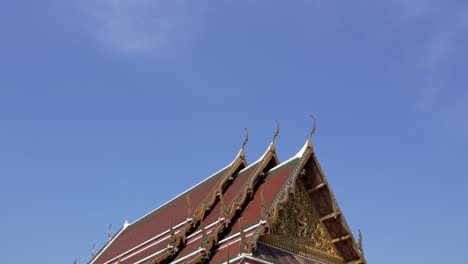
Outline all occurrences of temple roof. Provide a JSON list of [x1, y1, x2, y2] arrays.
[[87, 125, 366, 264]]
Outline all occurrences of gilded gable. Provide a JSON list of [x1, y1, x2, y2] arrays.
[[260, 178, 345, 264]]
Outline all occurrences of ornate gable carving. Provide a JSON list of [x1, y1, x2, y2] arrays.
[[260, 179, 344, 264]]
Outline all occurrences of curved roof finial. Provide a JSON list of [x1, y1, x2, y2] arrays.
[[270, 120, 280, 152], [358, 228, 365, 258], [240, 128, 248, 159], [242, 128, 249, 149], [273, 120, 280, 143], [307, 114, 317, 148]]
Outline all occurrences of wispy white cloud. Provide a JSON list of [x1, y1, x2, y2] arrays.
[[79, 0, 198, 54], [391, 1, 468, 137]]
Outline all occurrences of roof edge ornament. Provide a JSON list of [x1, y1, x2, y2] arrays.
[[240, 128, 249, 159], [270, 120, 280, 153], [307, 114, 317, 149], [358, 228, 366, 262], [238, 217, 253, 254]]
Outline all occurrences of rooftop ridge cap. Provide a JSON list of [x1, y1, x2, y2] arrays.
[[266, 155, 300, 174], [260, 140, 307, 175], [129, 150, 243, 226], [295, 140, 309, 158]]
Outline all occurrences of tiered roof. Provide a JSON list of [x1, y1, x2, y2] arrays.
[[88, 123, 366, 264]]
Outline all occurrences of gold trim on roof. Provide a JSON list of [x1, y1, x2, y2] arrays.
[[185, 144, 279, 263], [239, 217, 253, 254], [308, 114, 317, 148], [270, 120, 280, 153], [247, 124, 363, 263]]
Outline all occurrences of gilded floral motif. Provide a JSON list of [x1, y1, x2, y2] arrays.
[[261, 180, 338, 258]]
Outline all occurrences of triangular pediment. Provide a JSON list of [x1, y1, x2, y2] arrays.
[[259, 178, 345, 264]]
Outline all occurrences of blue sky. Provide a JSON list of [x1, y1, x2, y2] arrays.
[[1, 1, 467, 263]]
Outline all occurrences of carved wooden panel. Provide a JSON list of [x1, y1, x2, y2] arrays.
[[260, 179, 344, 264]]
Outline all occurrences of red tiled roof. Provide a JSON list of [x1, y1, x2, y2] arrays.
[[88, 134, 365, 264], [171, 164, 259, 262]]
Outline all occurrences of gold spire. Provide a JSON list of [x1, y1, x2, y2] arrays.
[[307, 114, 317, 148], [240, 128, 248, 159], [270, 120, 280, 152]]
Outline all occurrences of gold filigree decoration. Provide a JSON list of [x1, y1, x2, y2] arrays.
[[261, 179, 338, 258]]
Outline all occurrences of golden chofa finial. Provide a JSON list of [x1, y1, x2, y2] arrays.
[[240, 128, 248, 159], [307, 114, 317, 148], [270, 120, 280, 152], [358, 228, 365, 258]]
